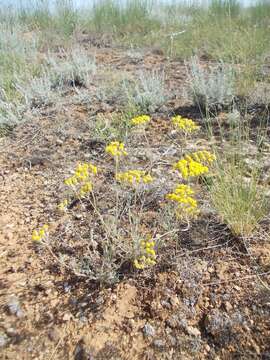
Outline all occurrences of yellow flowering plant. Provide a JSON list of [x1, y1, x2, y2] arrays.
[[173, 151, 215, 179], [133, 237, 156, 270], [116, 170, 154, 186], [62, 162, 97, 205], [32, 224, 49, 242], [131, 115, 151, 126], [190, 150, 216, 164], [171, 115, 200, 134], [105, 141, 128, 158], [173, 158, 209, 179], [166, 184, 199, 219], [58, 199, 69, 212], [37, 97, 220, 282]]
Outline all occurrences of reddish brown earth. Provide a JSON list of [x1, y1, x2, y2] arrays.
[[0, 46, 270, 359]]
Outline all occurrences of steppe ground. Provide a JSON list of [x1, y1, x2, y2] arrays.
[[0, 1, 270, 359]]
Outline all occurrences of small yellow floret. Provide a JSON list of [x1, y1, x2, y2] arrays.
[[31, 224, 49, 242], [116, 170, 153, 186], [32, 230, 40, 241], [133, 237, 156, 270], [79, 181, 93, 198], [64, 163, 97, 200], [64, 176, 77, 186], [173, 158, 209, 179], [190, 150, 216, 164], [105, 141, 128, 157], [131, 115, 151, 126], [171, 115, 200, 133], [166, 184, 199, 219], [58, 199, 69, 211]]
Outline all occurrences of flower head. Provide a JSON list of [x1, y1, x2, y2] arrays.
[[131, 115, 151, 126], [134, 237, 156, 270], [58, 199, 69, 211], [166, 184, 199, 219], [64, 176, 78, 186], [32, 224, 49, 242], [173, 158, 209, 179], [64, 163, 97, 187], [190, 150, 216, 164], [116, 170, 154, 186], [105, 141, 128, 157], [63, 162, 96, 201], [79, 181, 93, 198], [173, 150, 215, 179], [171, 115, 200, 133]]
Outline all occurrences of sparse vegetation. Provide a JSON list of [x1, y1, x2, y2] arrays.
[[187, 57, 235, 111], [35, 115, 217, 283], [46, 48, 96, 89], [209, 159, 269, 236], [132, 69, 167, 111]]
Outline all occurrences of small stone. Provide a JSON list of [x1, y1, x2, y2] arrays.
[[160, 300, 171, 309], [244, 158, 260, 171], [64, 283, 72, 293], [78, 315, 88, 324], [253, 342, 260, 355], [166, 315, 180, 329], [96, 296, 104, 306], [5, 328, 17, 337], [56, 139, 63, 146], [143, 323, 156, 338], [63, 313, 73, 322], [48, 328, 60, 342], [178, 318, 188, 330], [224, 301, 233, 312], [6, 296, 24, 318], [169, 295, 180, 307], [74, 338, 93, 360], [0, 333, 8, 347], [168, 335, 177, 347], [186, 326, 201, 337], [153, 339, 166, 350]]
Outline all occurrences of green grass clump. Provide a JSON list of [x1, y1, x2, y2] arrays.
[[81, 0, 160, 37], [209, 159, 268, 237], [209, 0, 241, 18], [249, 0, 270, 24], [1, 0, 269, 66], [18, 0, 78, 37], [206, 116, 269, 237]]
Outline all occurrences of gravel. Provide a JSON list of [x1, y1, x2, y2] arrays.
[[6, 296, 24, 318], [143, 323, 156, 338]]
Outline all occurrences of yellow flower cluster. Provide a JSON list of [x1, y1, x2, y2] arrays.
[[64, 162, 97, 186], [172, 115, 200, 133], [32, 224, 49, 242], [58, 199, 69, 211], [189, 150, 216, 164], [105, 141, 128, 157], [174, 158, 208, 179], [131, 115, 151, 126], [79, 182, 93, 198], [134, 238, 156, 270], [166, 184, 198, 218], [64, 162, 97, 198], [173, 151, 215, 179], [116, 170, 153, 186]]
